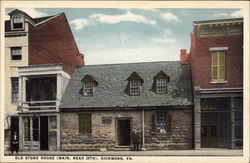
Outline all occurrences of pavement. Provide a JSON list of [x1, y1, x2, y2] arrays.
[[5, 148, 243, 156]]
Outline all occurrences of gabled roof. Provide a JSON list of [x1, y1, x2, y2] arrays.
[[60, 61, 193, 109]]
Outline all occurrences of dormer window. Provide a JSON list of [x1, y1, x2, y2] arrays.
[[81, 74, 98, 96], [127, 72, 143, 96], [156, 79, 167, 93], [12, 13, 24, 30], [83, 81, 93, 96], [154, 71, 169, 94], [130, 80, 141, 95]]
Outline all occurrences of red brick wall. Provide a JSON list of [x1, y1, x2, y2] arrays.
[[189, 25, 243, 88], [28, 14, 84, 75]]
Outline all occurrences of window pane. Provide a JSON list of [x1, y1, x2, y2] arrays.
[[32, 117, 39, 141], [130, 80, 140, 95], [11, 78, 19, 103], [212, 51, 225, 81], [212, 66, 218, 80], [156, 79, 167, 93], [23, 117, 30, 141], [212, 52, 218, 66], [83, 82, 93, 96], [11, 47, 22, 60], [218, 65, 225, 80]]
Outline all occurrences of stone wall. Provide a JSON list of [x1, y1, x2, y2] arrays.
[[60, 108, 192, 151], [144, 108, 192, 150]]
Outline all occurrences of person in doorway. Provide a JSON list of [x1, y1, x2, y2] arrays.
[[11, 131, 19, 154], [131, 130, 140, 151]]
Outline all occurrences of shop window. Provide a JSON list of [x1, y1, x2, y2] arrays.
[[211, 50, 225, 82], [11, 77, 19, 103], [11, 47, 22, 60], [79, 114, 91, 134]]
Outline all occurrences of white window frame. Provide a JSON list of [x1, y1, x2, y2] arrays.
[[11, 47, 22, 60], [11, 13, 24, 30], [83, 81, 93, 96], [156, 79, 167, 94], [130, 80, 141, 95], [156, 112, 167, 133]]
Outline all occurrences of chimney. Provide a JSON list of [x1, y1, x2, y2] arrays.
[[75, 53, 85, 67], [180, 49, 189, 64]]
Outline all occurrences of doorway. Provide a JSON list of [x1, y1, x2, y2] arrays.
[[117, 119, 131, 146], [201, 113, 218, 148], [40, 116, 48, 150]]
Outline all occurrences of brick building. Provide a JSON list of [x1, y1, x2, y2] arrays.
[[181, 18, 243, 149], [59, 61, 193, 150], [4, 9, 84, 151]]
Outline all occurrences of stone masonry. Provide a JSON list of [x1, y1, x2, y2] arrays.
[[60, 108, 192, 151]]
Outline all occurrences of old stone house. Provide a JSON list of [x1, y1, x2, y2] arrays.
[[59, 61, 193, 150], [4, 9, 84, 151], [181, 18, 243, 149]]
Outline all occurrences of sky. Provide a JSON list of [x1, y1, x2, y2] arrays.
[[5, 8, 243, 65]]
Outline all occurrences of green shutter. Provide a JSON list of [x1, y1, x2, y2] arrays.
[[166, 114, 172, 133], [79, 114, 91, 134], [151, 114, 156, 132]]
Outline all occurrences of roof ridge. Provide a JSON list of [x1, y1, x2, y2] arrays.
[[78, 61, 180, 68]]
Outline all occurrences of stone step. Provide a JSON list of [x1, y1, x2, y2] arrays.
[[113, 146, 132, 151]]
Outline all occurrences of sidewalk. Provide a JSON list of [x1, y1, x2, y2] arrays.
[[5, 148, 243, 156]]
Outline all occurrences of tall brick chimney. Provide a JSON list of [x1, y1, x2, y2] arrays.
[[180, 49, 189, 64]]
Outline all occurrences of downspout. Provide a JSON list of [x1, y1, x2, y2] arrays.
[[142, 109, 145, 148]]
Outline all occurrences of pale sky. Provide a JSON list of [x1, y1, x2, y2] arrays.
[[5, 8, 243, 65]]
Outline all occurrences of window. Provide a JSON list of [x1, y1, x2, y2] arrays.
[[212, 51, 225, 82], [81, 74, 98, 96], [12, 14, 24, 29], [130, 80, 141, 95], [23, 117, 30, 141], [79, 114, 91, 134], [156, 79, 167, 93], [156, 112, 166, 133], [153, 71, 169, 94], [83, 81, 93, 96], [32, 117, 39, 141], [11, 47, 22, 60], [11, 77, 19, 103], [151, 112, 171, 133]]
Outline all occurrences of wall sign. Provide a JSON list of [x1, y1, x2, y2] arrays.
[[102, 117, 112, 124]]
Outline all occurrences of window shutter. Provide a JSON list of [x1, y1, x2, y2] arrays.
[[151, 114, 156, 132], [166, 113, 172, 133], [79, 114, 91, 134]]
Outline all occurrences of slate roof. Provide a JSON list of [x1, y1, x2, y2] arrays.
[[60, 61, 193, 109]]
